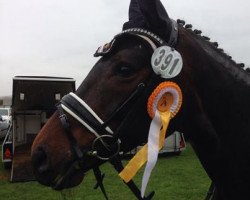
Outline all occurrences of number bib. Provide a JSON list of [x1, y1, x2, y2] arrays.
[[151, 46, 183, 79]]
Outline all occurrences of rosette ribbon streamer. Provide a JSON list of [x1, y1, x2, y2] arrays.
[[119, 81, 182, 198]]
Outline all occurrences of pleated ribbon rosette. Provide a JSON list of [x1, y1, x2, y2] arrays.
[[119, 81, 182, 197]]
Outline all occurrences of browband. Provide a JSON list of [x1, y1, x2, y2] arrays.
[[94, 19, 178, 57]]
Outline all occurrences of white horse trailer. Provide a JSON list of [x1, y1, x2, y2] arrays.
[[125, 132, 186, 156], [2, 76, 75, 181]]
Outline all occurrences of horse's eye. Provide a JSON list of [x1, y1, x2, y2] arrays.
[[116, 65, 135, 77]]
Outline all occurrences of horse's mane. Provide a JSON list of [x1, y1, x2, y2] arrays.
[[177, 19, 250, 86]]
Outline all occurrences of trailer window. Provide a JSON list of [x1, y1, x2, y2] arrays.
[[20, 93, 25, 100], [55, 93, 61, 101]]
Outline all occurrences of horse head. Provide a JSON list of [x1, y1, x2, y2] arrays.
[[31, 0, 192, 191], [32, 0, 213, 197], [32, 0, 250, 199]]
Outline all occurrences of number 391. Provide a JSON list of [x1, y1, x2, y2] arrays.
[[154, 49, 180, 76]]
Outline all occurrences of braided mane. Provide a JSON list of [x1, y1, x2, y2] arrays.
[[177, 19, 250, 88], [177, 19, 250, 74]]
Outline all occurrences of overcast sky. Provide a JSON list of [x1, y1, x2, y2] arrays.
[[1, 0, 250, 96]]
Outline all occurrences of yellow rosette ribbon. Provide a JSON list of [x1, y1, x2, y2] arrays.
[[119, 81, 182, 197]]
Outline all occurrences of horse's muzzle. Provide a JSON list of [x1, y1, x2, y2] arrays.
[[31, 145, 87, 190]]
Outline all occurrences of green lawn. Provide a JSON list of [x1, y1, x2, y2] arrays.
[[0, 144, 210, 200]]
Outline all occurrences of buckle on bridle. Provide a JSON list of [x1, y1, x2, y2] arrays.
[[59, 113, 67, 121], [91, 135, 121, 161], [58, 112, 70, 129]]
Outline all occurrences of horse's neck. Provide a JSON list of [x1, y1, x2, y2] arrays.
[[179, 28, 250, 127], [178, 28, 250, 198]]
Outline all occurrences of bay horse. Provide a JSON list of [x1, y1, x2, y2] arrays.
[[31, 0, 250, 199]]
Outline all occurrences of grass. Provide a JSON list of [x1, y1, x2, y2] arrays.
[[0, 144, 211, 200]]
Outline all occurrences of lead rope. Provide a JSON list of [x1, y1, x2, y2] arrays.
[[92, 156, 155, 200], [110, 156, 155, 200], [93, 167, 109, 200], [205, 182, 216, 200]]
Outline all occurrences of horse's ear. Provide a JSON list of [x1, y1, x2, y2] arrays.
[[123, 0, 148, 30], [123, 0, 172, 40]]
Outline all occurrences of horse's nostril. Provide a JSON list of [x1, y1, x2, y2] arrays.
[[32, 147, 49, 174]]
